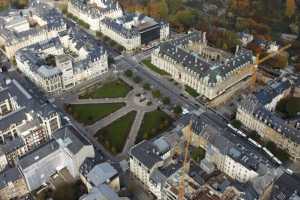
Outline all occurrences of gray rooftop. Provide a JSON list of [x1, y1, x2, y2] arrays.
[[191, 113, 277, 172], [239, 94, 300, 144], [129, 140, 163, 169], [157, 31, 253, 84], [0, 167, 24, 190], [86, 162, 118, 187]]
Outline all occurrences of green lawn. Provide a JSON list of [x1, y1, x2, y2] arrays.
[[95, 111, 137, 154], [65, 103, 125, 125], [142, 59, 170, 76], [136, 109, 172, 143], [185, 85, 199, 97], [276, 97, 300, 118], [79, 79, 132, 99]]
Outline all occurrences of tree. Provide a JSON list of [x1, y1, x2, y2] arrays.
[[143, 83, 151, 90], [133, 76, 142, 83], [152, 89, 161, 98], [159, 0, 169, 19], [11, 0, 28, 9], [167, 0, 182, 14], [286, 0, 296, 18], [124, 69, 133, 77], [162, 96, 171, 105], [173, 105, 182, 115]]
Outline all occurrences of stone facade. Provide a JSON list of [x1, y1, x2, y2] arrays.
[[151, 31, 254, 100]]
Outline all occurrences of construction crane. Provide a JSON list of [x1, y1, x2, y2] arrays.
[[251, 43, 292, 88], [178, 121, 193, 200]]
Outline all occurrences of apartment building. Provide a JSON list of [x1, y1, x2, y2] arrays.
[[0, 76, 61, 169], [18, 125, 95, 191], [68, 0, 123, 31], [100, 12, 169, 50], [0, 167, 29, 200], [183, 113, 277, 183], [236, 78, 300, 160], [15, 27, 108, 95], [151, 31, 255, 100], [0, 2, 66, 58]]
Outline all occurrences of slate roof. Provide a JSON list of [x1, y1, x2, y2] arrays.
[[239, 94, 300, 144], [0, 2, 66, 45], [70, 0, 121, 19], [101, 12, 162, 39], [86, 162, 118, 187], [18, 139, 60, 169], [0, 77, 57, 132], [53, 125, 91, 154], [0, 167, 24, 190], [269, 173, 300, 200], [129, 140, 163, 169], [191, 113, 277, 172], [18, 125, 91, 169], [157, 31, 253, 84]]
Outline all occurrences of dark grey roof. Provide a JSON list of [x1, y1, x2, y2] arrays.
[[255, 79, 291, 106], [0, 2, 66, 45], [239, 94, 300, 144], [269, 173, 300, 200], [18, 139, 60, 169], [0, 76, 58, 132], [0, 167, 23, 189], [157, 31, 253, 84], [101, 12, 162, 39], [53, 125, 91, 154], [70, 0, 120, 19], [191, 113, 277, 171], [129, 140, 163, 169]]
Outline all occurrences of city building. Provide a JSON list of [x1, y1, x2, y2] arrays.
[[236, 78, 300, 160], [0, 2, 66, 58], [80, 162, 120, 192], [79, 184, 126, 200], [0, 167, 29, 200], [0, 77, 61, 168], [129, 132, 181, 199], [183, 112, 277, 183], [68, 0, 123, 31], [151, 31, 255, 100], [100, 12, 169, 50], [15, 27, 108, 95], [18, 125, 95, 191], [262, 173, 300, 200]]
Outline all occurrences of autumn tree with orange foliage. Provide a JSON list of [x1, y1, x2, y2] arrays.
[[286, 0, 296, 18], [229, 0, 250, 11]]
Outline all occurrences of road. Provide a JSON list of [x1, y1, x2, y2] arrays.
[[116, 56, 202, 111]]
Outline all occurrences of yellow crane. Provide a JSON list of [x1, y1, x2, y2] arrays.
[[251, 43, 292, 88], [178, 121, 193, 200]]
